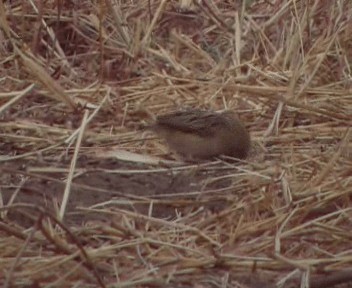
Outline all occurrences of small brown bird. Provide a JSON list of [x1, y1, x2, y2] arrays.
[[149, 109, 250, 160]]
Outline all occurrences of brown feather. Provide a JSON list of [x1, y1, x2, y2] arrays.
[[150, 109, 250, 159]]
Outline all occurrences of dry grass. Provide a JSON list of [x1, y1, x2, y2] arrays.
[[1, 0, 352, 287]]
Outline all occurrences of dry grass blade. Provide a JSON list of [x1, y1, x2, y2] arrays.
[[1, 1, 352, 287], [59, 109, 89, 220], [16, 48, 76, 109]]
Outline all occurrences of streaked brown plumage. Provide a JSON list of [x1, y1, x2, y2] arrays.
[[149, 109, 250, 160]]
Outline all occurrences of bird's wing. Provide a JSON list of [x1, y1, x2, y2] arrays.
[[156, 110, 223, 136]]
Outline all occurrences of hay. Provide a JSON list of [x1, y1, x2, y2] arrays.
[[1, 0, 352, 287]]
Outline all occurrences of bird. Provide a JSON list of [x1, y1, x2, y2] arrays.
[[148, 109, 251, 160]]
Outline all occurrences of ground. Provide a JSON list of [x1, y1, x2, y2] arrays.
[[1, 1, 352, 287]]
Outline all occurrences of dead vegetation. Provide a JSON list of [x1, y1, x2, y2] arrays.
[[0, 0, 352, 287]]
